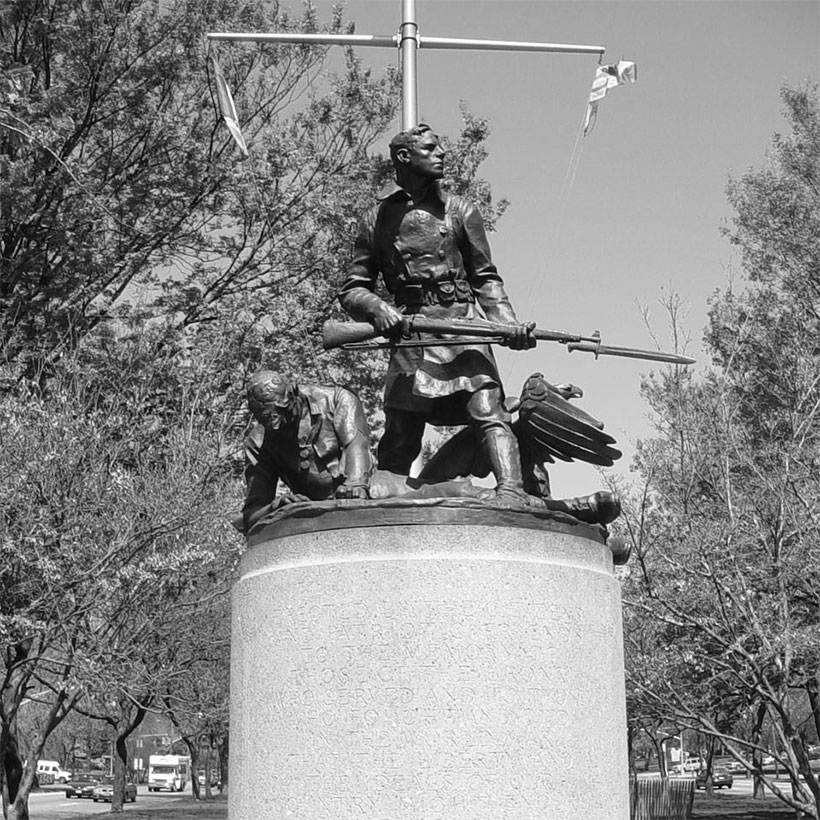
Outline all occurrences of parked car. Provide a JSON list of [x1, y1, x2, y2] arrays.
[[696, 767, 734, 790], [65, 773, 104, 799], [197, 770, 220, 788], [92, 776, 137, 803], [671, 757, 704, 775]]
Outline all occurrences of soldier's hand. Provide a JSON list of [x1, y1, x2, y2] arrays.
[[372, 303, 404, 334], [271, 492, 309, 510], [503, 321, 537, 350]]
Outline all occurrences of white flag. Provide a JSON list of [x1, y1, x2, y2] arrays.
[[583, 60, 637, 137], [212, 57, 249, 158]]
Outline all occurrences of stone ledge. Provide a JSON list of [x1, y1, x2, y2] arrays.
[[247, 496, 607, 546]]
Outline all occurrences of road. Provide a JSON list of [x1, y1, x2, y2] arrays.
[[29, 786, 187, 819], [695, 774, 806, 800]]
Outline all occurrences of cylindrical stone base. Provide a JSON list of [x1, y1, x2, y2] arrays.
[[230, 501, 628, 820]]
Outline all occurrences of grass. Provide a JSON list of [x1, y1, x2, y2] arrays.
[[116, 800, 228, 819], [693, 791, 805, 819]]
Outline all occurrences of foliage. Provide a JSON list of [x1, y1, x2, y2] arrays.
[[0, 0, 397, 378], [621, 81, 820, 816], [440, 104, 509, 232], [0, 324, 242, 818]]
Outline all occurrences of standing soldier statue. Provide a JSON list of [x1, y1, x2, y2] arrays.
[[339, 123, 538, 503]]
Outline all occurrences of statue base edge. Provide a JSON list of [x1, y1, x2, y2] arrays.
[[247, 496, 608, 546]]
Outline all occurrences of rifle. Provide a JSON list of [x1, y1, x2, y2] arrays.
[[322, 316, 695, 366]]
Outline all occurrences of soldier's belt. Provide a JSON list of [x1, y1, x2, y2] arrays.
[[394, 280, 475, 309]]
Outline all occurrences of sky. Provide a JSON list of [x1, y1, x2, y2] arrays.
[[303, 0, 818, 496]]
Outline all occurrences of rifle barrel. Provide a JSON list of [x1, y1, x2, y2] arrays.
[[405, 315, 597, 345]]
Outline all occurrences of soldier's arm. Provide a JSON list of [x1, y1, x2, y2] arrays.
[[338, 210, 403, 332], [461, 201, 535, 349], [241, 425, 281, 533], [332, 388, 373, 499]]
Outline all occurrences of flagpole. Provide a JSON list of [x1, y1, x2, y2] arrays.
[[399, 0, 418, 129]]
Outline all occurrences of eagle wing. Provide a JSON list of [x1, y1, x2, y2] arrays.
[[515, 373, 622, 467]]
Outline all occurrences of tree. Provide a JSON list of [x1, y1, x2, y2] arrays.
[[0, 0, 399, 376], [0, 322, 243, 820], [621, 81, 820, 817]]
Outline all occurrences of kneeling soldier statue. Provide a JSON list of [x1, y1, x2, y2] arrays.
[[241, 371, 372, 533]]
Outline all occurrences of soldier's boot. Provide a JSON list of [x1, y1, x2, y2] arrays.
[[483, 427, 529, 503], [544, 491, 621, 526]]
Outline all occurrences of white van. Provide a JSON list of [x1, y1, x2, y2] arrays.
[[148, 755, 191, 792], [37, 760, 72, 783]]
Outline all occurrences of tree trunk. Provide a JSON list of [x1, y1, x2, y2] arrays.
[[218, 732, 229, 793], [6, 797, 31, 820], [1, 723, 23, 808], [3, 686, 72, 820], [752, 702, 767, 799], [202, 740, 217, 800], [653, 735, 668, 779], [110, 734, 129, 813], [4, 764, 36, 820], [183, 736, 200, 800], [108, 702, 146, 813], [704, 735, 715, 796]]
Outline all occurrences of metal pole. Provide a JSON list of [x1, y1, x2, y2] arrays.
[[205, 31, 605, 57], [420, 35, 605, 55], [400, 0, 418, 129], [206, 32, 397, 47]]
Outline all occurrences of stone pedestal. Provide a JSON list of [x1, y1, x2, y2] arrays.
[[229, 500, 629, 820]]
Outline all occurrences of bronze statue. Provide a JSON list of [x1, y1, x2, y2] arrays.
[[230, 123, 699, 545], [239, 369, 623, 536], [338, 123, 536, 503], [241, 371, 372, 533]]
